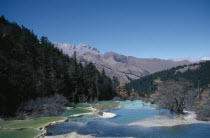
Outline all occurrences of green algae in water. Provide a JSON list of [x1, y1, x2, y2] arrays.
[[0, 128, 43, 138], [0, 116, 66, 129], [0, 116, 66, 138]]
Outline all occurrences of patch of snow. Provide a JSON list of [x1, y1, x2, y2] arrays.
[[53, 42, 100, 57], [171, 56, 210, 62], [200, 56, 210, 61]]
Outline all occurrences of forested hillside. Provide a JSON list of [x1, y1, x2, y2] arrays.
[[126, 61, 210, 96], [0, 16, 118, 116]]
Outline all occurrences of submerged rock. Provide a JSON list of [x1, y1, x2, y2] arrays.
[[46, 121, 84, 136], [77, 120, 153, 137]]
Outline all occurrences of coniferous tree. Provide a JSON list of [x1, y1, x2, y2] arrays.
[[0, 16, 118, 116]]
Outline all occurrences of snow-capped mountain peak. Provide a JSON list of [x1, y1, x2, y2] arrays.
[[200, 56, 210, 61], [171, 56, 210, 62], [53, 42, 100, 57]]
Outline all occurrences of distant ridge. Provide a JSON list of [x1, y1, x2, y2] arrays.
[[170, 56, 210, 62], [54, 42, 191, 84]]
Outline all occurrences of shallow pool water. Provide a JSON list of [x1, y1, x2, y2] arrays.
[[77, 122, 210, 138], [46, 100, 210, 137], [118, 100, 156, 109], [72, 108, 171, 124], [68, 100, 171, 124]]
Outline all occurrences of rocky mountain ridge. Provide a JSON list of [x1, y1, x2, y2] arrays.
[[54, 42, 191, 84]]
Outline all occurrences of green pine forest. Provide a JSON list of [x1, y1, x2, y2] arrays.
[[0, 16, 119, 116], [126, 61, 210, 96]]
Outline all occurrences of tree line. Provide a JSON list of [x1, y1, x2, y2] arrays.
[[0, 16, 119, 116]]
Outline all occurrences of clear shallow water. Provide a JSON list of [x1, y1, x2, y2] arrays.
[[77, 122, 210, 138], [118, 100, 156, 109], [72, 108, 171, 124], [46, 100, 210, 137], [68, 100, 162, 124]]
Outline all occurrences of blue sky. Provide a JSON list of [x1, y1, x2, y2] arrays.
[[0, 0, 210, 59]]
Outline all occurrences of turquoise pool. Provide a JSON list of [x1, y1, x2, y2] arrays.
[[47, 100, 210, 138]]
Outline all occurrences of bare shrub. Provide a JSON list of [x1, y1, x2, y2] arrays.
[[17, 94, 69, 118], [127, 96, 141, 101], [0, 117, 4, 121], [95, 102, 119, 113], [154, 79, 194, 114], [112, 97, 122, 101], [196, 101, 210, 121]]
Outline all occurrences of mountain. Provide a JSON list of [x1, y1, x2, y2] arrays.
[[54, 42, 191, 84], [126, 61, 210, 96], [53, 42, 100, 57], [171, 56, 210, 62]]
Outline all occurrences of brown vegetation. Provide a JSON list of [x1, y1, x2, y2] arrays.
[[153, 79, 195, 114], [118, 86, 128, 97], [17, 94, 69, 119], [130, 89, 139, 97], [196, 89, 210, 121]]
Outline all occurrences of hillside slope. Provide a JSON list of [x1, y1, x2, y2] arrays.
[[126, 61, 210, 95], [0, 16, 117, 115]]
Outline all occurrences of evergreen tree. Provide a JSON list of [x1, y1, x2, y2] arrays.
[[0, 16, 118, 116], [126, 61, 210, 96]]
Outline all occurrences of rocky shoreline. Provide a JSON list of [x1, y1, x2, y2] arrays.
[[36, 118, 68, 138]]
